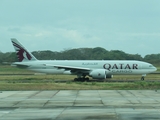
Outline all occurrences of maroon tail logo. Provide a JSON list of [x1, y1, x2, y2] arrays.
[[12, 41, 32, 62]]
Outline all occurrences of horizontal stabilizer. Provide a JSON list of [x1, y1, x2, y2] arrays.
[[11, 62, 29, 68]]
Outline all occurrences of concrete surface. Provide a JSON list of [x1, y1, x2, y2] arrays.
[[0, 90, 160, 120]]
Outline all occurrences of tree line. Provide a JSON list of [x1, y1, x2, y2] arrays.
[[0, 47, 160, 65]]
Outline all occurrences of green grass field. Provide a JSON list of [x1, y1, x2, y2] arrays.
[[0, 65, 160, 90]]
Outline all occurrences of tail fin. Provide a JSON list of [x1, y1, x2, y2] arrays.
[[11, 38, 37, 62]]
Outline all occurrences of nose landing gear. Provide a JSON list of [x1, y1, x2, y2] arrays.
[[141, 76, 144, 80], [141, 74, 146, 81]]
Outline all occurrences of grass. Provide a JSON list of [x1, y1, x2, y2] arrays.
[[0, 65, 160, 90], [0, 82, 160, 91]]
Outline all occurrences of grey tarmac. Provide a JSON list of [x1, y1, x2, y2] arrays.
[[0, 90, 160, 120]]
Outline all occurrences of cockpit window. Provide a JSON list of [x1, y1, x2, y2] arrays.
[[149, 65, 153, 67]]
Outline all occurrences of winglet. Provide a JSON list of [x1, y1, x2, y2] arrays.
[[11, 38, 37, 62]]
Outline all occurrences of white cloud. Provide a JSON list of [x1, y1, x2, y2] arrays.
[[0, 0, 160, 56]]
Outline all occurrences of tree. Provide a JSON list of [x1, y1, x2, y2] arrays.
[[0, 47, 159, 65]]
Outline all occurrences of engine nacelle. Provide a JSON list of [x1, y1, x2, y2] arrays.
[[89, 69, 112, 79]]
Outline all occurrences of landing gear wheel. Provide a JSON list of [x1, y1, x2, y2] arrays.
[[74, 78, 78, 81], [85, 77, 89, 81], [73, 77, 89, 82], [74, 78, 83, 82], [141, 76, 144, 81]]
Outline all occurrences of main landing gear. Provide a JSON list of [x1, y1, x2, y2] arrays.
[[74, 75, 89, 82]]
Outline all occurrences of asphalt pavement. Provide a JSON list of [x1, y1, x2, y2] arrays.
[[0, 90, 160, 120]]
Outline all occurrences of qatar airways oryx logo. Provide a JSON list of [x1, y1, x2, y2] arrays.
[[12, 41, 32, 62], [103, 63, 138, 71]]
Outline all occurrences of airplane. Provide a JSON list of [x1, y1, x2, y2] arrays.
[[11, 38, 157, 81]]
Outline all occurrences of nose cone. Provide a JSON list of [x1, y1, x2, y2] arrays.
[[142, 62, 157, 74], [150, 65, 157, 72], [148, 64, 157, 73], [153, 66, 157, 72]]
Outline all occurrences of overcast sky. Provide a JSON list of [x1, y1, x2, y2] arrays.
[[0, 0, 160, 57]]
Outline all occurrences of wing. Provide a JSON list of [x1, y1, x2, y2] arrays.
[[47, 64, 91, 74]]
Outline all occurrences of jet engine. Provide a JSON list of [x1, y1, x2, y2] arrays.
[[89, 69, 112, 79]]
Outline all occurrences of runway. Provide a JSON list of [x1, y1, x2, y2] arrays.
[[54, 79, 160, 83], [0, 90, 160, 120]]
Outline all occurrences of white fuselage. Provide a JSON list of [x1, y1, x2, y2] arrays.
[[14, 60, 157, 75], [11, 39, 157, 80]]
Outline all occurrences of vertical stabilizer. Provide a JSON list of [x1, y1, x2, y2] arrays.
[[11, 38, 37, 62]]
